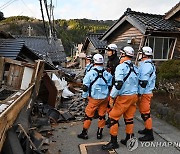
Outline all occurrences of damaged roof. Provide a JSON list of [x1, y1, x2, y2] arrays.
[[15, 36, 66, 63], [101, 8, 180, 40], [0, 39, 24, 59], [0, 37, 55, 69], [83, 33, 107, 50]]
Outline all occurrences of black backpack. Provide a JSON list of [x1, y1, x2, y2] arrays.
[[144, 61, 155, 78], [123, 62, 137, 82], [89, 68, 108, 97]]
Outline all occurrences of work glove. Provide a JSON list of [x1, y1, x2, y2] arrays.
[[109, 97, 115, 108]]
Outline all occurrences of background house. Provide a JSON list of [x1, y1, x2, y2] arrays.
[[82, 33, 107, 56], [15, 36, 66, 66], [0, 32, 55, 69], [164, 2, 180, 22], [100, 4, 180, 62]]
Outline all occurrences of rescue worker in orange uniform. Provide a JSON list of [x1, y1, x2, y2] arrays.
[[102, 46, 138, 150], [137, 46, 156, 141], [105, 43, 120, 127], [77, 54, 112, 140]]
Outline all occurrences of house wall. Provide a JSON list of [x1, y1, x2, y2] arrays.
[[86, 42, 99, 55], [105, 21, 180, 61], [106, 22, 143, 61]]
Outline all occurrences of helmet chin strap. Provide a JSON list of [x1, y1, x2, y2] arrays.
[[119, 54, 126, 63], [142, 53, 148, 59], [120, 55, 125, 59], [138, 53, 147, 61]]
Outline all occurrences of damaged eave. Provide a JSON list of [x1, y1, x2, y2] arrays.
[[164, 2, 180, 20]]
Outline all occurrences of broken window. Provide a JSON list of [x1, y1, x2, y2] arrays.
[[145, 36, 176, 60]]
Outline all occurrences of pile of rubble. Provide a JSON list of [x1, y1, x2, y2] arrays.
[[20, 69, 86, 153]]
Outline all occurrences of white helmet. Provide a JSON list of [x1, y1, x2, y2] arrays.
[[93, 54, 104, 64], [123, 46, 134, 57], [142, 46, 153, 56], [86, 55, 93, 60], [106, 44, 118, 51]]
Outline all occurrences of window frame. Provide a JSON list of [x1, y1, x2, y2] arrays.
[[145, 36, 176, 61]]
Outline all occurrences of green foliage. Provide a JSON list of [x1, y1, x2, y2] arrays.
[[55, 19, 114, 55], [1, 16, 33, 23], [157, 60, 180, 80]]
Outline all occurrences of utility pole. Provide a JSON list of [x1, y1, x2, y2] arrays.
[[27, 25, 33, 36], [47, 0, 54, 44]]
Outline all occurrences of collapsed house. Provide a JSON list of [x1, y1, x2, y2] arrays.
[[0, 31, 75, 153], [15, 36, 66, 66], [0, 57, 44, 152], [0, 31, 56, 70]]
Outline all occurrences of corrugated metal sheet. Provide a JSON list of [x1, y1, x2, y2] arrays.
[[0, 39, 24, 59]]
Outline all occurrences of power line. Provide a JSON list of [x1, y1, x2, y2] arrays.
[[44, 0, 54, 40], [0, 0, 14, 9], [0, 0, 18, 11], [20, 0, 36, 17], [39, 0, 49, 42]]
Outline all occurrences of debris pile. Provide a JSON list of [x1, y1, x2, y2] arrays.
[[60, 93, 86, 121], [18, 68, 85, 153]]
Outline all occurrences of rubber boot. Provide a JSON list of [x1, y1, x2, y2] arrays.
[[102, 135, 119, 150], [138, 128, 148, 135], [138, 129, 154, 141], [120, 133, 134, 145], [77, 128, 88, 139], [97, 128, 103, 139]]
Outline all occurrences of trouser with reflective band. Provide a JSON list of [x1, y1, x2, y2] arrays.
[[83, 97, 108, 129], [109, 94, 138, 136], [138, 94, 153, 129]]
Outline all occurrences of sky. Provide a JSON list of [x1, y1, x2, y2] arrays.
[[0, 0, 179, 20]]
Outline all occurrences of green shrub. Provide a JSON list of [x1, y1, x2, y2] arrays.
[[157, 60, 180, 81]]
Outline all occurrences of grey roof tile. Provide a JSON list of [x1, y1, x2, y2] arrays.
[[15, 36, 66, 63], [125, 9, 180, 32], [84, 33, 107, 50], [101, 8, 180, 40]]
